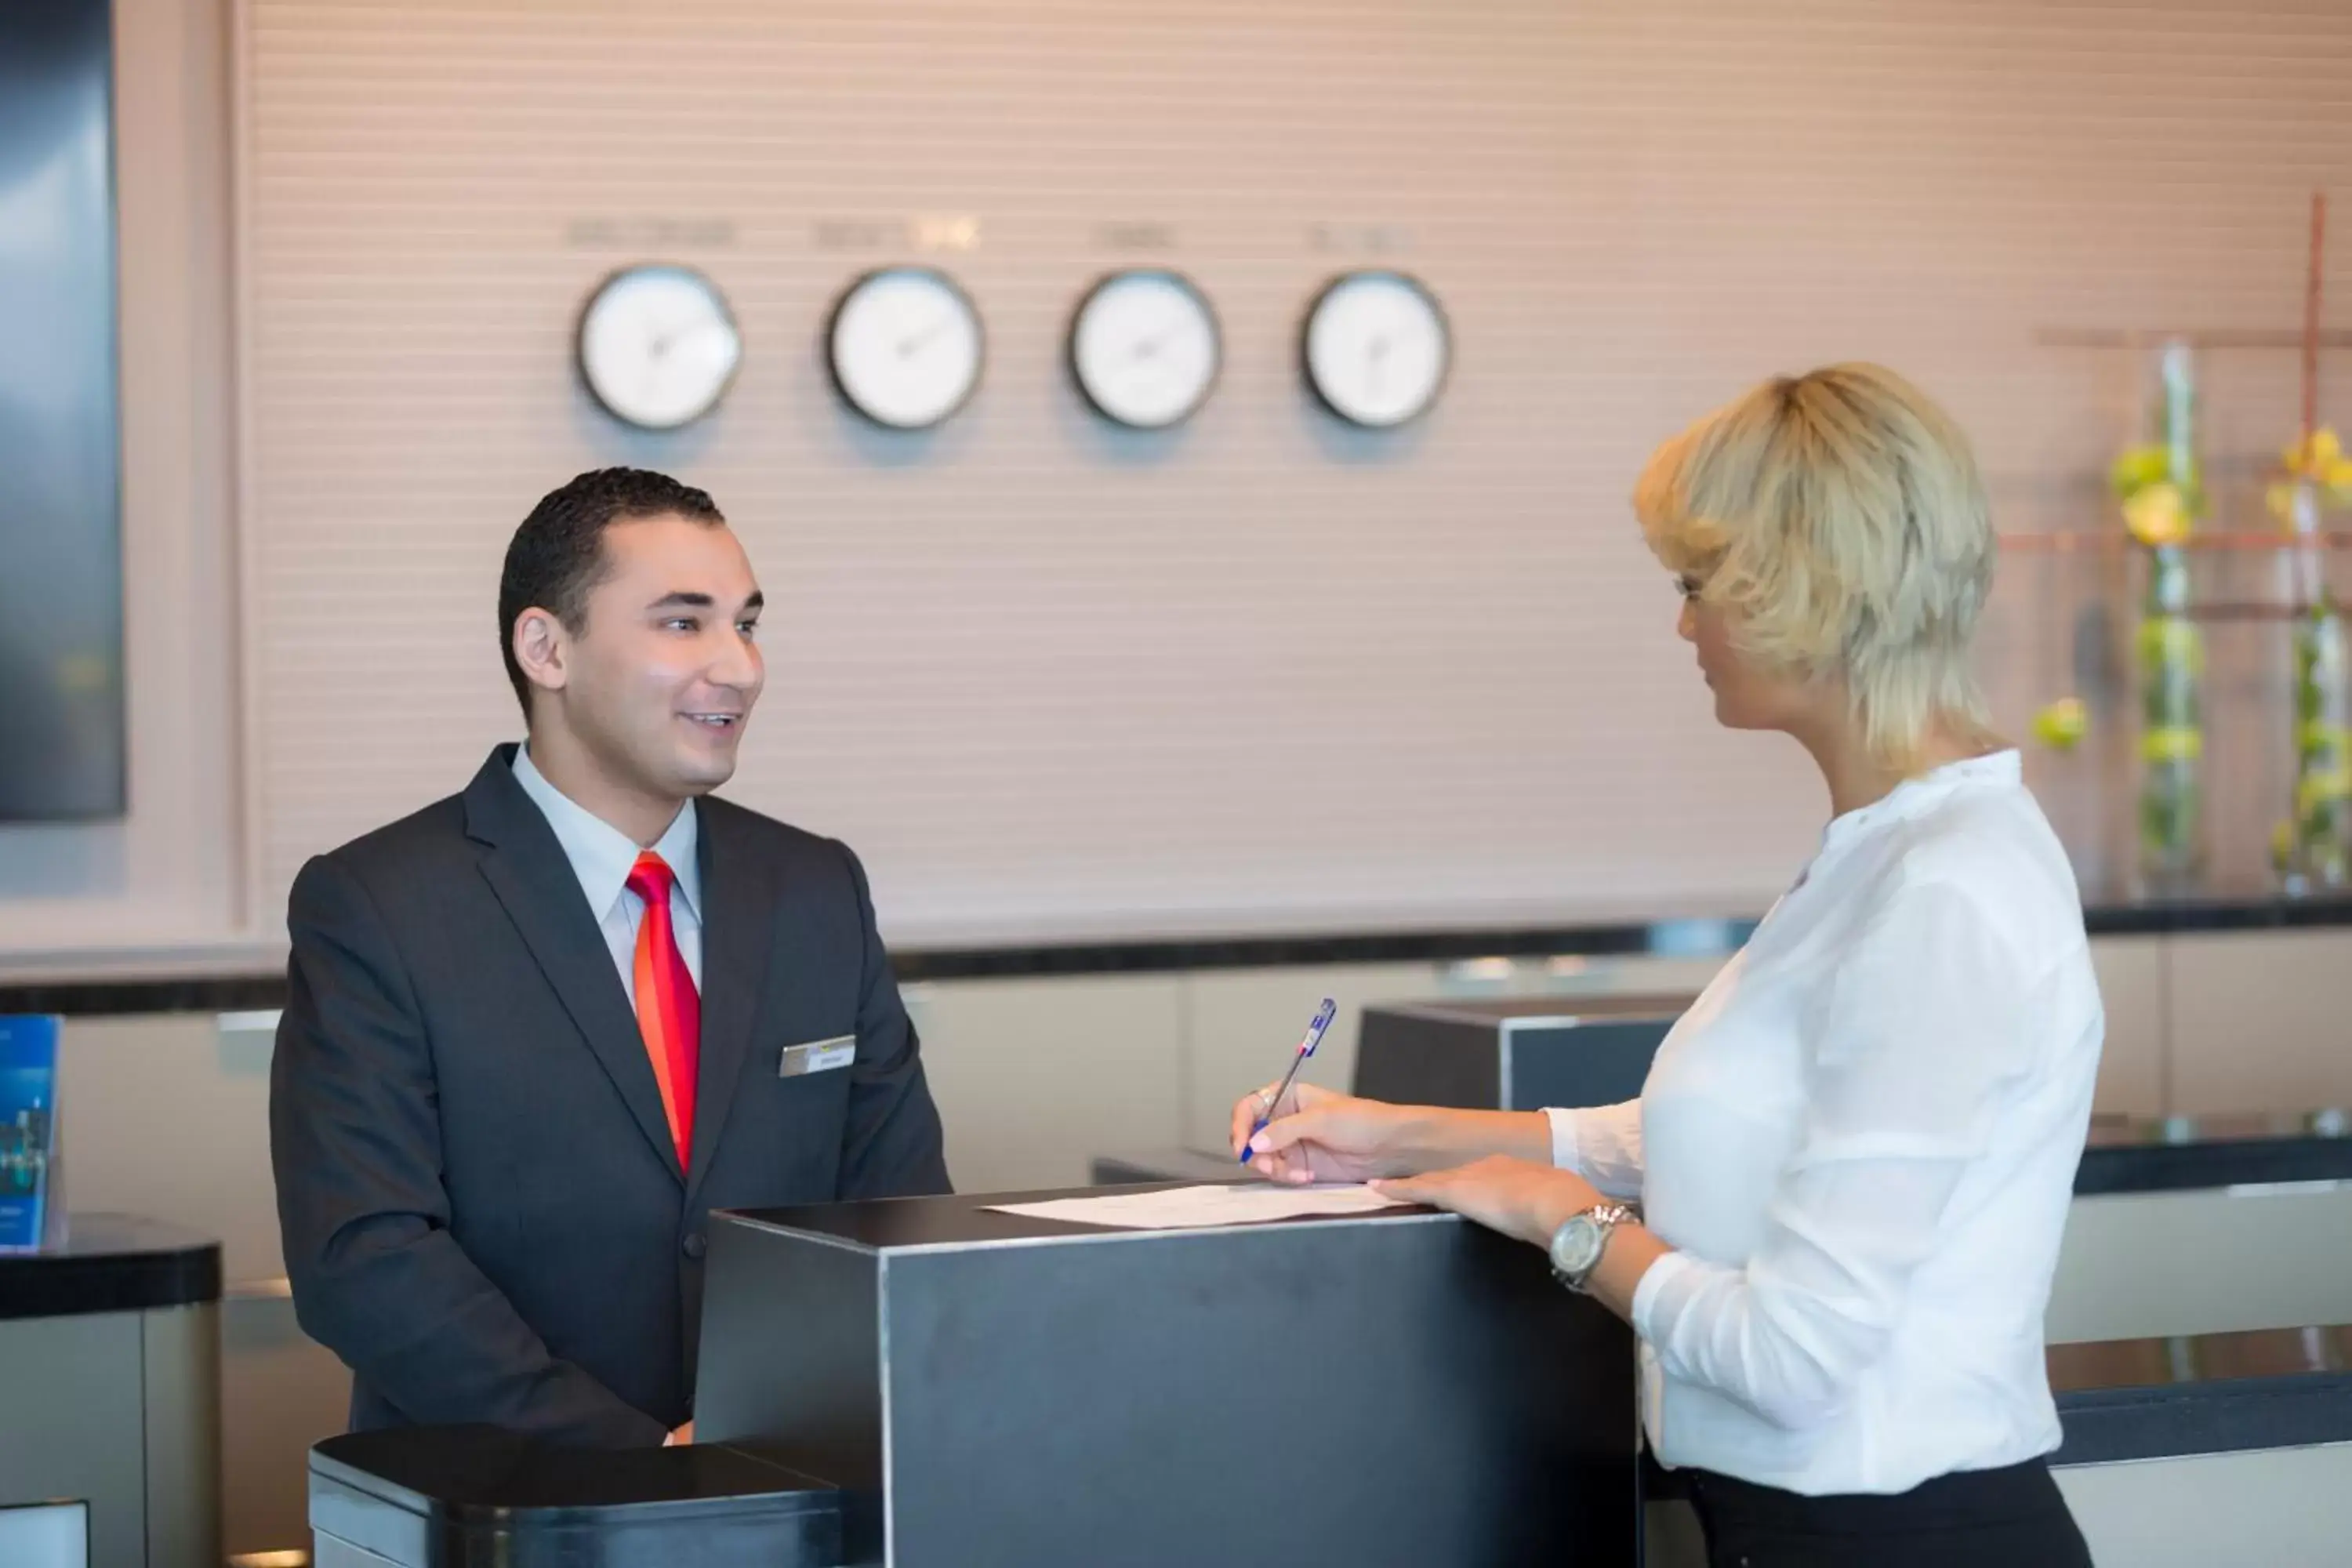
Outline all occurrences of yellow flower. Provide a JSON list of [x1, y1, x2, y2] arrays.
[[2298, 767, 2352, 816], [2030, 698, 2088, 752], [2286, 427, 2347, 477], [2110, 445, 2172, 499], [2124, 483, 2190, 546], [2270, 481, 2305, 524]]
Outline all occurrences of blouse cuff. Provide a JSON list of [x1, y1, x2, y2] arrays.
[[1628, 1244, 1700, 1345], [1542, 1105, 1580, 1171]]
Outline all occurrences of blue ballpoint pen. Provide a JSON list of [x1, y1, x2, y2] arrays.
[[1239, 997, 1339, 1164]]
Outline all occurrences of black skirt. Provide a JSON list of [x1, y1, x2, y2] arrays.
[[1679, 1457, 2093, 1568]]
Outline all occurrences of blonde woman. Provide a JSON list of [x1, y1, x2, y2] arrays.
[[1233, 366, 2100, 1566]]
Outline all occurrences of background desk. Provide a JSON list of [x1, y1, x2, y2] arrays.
[[0, 1214, 221, 1568]]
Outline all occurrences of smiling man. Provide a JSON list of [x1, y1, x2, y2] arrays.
[[270, 467, 949, 1448]]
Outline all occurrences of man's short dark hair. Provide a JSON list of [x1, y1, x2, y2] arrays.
[[498, 467, 726, 717]]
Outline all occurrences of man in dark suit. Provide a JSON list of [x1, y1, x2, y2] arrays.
[[271, 467, 949, 1448]]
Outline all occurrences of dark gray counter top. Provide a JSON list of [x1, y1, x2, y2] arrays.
[[13, 880, 2352, 1016], [1099, 1111, 2352, 1197], [2076, 1110, 2352, 1194], [0, 1212, 221, 1320], [2051, 1323, 2352, 1465]]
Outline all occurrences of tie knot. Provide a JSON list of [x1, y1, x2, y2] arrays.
[[626, 851, 675, 904]]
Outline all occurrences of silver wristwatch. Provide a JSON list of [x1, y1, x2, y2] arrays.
[[1548, 1202, 1636, 1294]]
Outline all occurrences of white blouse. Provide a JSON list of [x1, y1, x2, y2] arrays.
[[1547, 750, 2103, 1496]]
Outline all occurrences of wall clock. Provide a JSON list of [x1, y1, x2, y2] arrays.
[[575, 265, 742, 430], [826, 267, 985, 430], [1301, 270, 1450, 429], [1069, 269, 1221, 429]]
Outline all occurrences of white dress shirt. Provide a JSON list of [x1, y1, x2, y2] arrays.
[[511, 743, 703, 1004], [1545, 750, 2102, 1496]]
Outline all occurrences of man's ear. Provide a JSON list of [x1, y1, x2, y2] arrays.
[[512, 608, 570, 696]]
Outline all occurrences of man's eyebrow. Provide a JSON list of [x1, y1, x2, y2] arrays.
[[648, 590, 762, 614]]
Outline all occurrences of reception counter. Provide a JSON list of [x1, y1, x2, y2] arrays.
[[694, 1185, 1637, 1567], [303, 1184, 2352, 1568], [0, 1214, 223, 1568]]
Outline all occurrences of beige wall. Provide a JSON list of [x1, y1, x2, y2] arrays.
[[227, 0, 2352, 950], [13, 0, 2352, 978]]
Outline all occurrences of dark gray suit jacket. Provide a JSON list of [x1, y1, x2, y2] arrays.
[[270, 745, 950, 1447]]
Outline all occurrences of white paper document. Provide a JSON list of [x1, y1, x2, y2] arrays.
[[984, 1182, 1410, 1231]]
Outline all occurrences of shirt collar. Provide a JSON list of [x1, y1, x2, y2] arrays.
[[511, 742, 702, 922], [1815, 748, 2021, 860]]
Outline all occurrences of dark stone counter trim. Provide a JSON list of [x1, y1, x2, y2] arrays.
[[0, 1219, 223, 1320], [14, 887, 2352, 1018], [2054, 1371, 2352, 1465], [2074, 1136, 2352, 1195]]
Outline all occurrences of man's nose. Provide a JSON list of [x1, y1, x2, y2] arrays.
[[707, 627, 762, 690]]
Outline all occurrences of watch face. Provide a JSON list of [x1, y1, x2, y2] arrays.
[[575, 265, 742, 430], [1301, 270, 1450, 429], [826, 266, 985, 430], [1548, 1214, 1604, 1278], [1069, 269, 1221, 429]]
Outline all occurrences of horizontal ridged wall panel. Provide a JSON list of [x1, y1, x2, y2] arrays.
[[242, 0, 2352, 944]]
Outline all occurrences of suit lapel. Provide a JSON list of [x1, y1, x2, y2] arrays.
[[464, 746, 683, 1183], [684, 797, 780, 1208]]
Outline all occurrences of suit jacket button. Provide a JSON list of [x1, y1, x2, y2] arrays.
[[682, 1233, 707, 1260]]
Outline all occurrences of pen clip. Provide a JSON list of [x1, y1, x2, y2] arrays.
[[1296, 997, 1338, 1059]]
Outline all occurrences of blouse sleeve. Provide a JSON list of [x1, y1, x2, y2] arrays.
[[1628, 878, 2047, 1430], [1543, 1101, 1645, 1200]]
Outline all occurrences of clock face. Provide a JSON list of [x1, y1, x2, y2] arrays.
[[1301, 270, 1450, 429], [826, 267, 985, 430], [575, 265, 742, 430], [1069, 269, 1221, 429]]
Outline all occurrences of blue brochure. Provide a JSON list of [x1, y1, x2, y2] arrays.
[[0, 1015, 61, 1253]]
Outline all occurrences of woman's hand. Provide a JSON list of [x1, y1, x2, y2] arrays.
[[1370, 1157, 1603, 1249], [1230, 1083, 1560, 1185], [1229, 1082, 1427, 1184]]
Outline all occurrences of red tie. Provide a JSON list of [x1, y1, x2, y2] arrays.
[[626, 852, 700, 1169]]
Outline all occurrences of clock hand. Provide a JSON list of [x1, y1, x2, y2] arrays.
[[897, 317, 953, 358]]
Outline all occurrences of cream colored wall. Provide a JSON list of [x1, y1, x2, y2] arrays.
[[13, 0, 2352, 982], [2166, 930, 2352, 1116]]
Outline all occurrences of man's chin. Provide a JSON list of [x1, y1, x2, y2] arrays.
[[666, 746, 741, 796]]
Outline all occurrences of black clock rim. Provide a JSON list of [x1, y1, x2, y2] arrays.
[[822, 264, 989, 431], [1065, 266, 1224, 431], [1298, 267, 1453, 431], [572, 261, 744, 433]]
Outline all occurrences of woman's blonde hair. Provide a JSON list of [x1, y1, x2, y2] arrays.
[[1632, 362, 1997, 769]]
